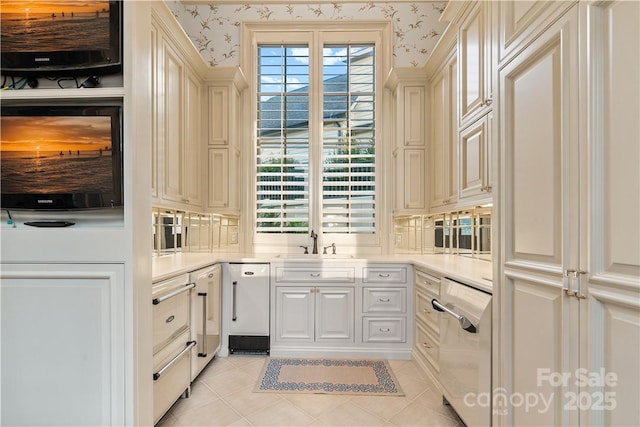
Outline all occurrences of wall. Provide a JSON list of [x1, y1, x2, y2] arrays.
[[165, 1, 447, 67]]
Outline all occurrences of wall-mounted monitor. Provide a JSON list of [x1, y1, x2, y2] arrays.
[[1, 104, 123, 210], [1, 1, 122, 76]]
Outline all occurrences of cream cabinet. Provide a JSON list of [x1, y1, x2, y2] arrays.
[[386, 70, 428, 214], [412, 268, 441, 386], [270, 262, 412, 359], [275, 286, 355, 343], [429, 46, 458, 210], [190, 264, 221, 380], [152, 15, 204, 210], [458, 111, 492, 202], [205, 68, 247, 214], [458, 1, 493, 127], [497, 3, 640, 426], [0, 264, 126, 426]]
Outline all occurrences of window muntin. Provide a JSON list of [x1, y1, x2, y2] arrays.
[[256, 43, 376, 235]]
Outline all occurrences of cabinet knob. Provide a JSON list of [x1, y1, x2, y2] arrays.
[[422, 342, 432, 349]]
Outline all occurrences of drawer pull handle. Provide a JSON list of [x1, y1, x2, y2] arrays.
[[165, 315, 175, 323], [153, 283, 195, 305], [422, 342, 432, 349], [379, 298, 390, 302], [378, 273, 391, 278], [310, 273, 321, 277], [153, 340, 196, 381], [379, 328, 390, 332], [432, 299, 477, 333], [232, 281, 237, 321], [424, 280, 432, 286], [423, 308, 431, 314]]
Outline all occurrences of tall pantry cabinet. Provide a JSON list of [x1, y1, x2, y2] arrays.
[[496, 2, 640, 426]]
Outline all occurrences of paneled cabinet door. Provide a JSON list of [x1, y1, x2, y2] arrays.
[[430, 49, 458, 210], [579, 2, 640, 426], [0, 264, 125, 426], [458, 112, 492, 202], [315, 287, 354, 342], [458, 1, 492, 127], [275, 286, 354, 342], [499, 7, 580, 426]]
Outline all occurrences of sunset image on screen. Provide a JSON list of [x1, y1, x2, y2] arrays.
[[0, 115, 114, 194], [1, 1, 111, 52]]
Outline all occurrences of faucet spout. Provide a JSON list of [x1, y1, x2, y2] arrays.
[[310, 230, 318, 254]]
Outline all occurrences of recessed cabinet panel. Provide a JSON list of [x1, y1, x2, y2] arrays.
[[315, 288, 354, 341], [162, 40, 185, 203], [363, 288, 406, 313], [404, 149, 425, 210], [404, 86, 425, 146], [503, 36, 565, 266], [209, 87, 229, 145], [275, 287, 314, 341], [363, 317, 405, 343], [185, 70, 202, 206], [207, 149, 229, 209]]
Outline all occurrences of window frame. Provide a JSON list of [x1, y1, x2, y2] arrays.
[[241, 21, 392, 253]]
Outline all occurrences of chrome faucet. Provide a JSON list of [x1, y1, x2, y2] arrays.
[[310, 230, 318, 254]]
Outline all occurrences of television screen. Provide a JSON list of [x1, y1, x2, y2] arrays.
[[0, 1, 121, 76], [1, 105, 123, 209]]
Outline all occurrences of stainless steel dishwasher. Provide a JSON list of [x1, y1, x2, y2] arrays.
[[432, 277, 492, 427], [225, 263, 270, 353]]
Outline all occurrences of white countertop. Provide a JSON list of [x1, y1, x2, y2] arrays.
[[152, 252, 493, 293]]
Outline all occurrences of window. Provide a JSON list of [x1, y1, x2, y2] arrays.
[[245, 23, 390, 250]]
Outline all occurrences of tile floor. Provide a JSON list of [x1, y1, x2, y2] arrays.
[[157, 355, 464, 426]]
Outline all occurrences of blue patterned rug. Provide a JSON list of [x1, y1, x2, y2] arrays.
[[254, 358, 404, 396]]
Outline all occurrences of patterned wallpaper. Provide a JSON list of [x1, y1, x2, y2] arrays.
[[165, 1, 448, 68]]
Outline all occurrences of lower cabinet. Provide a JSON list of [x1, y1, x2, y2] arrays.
[[275, 286, 355, 342], [412, 268, 441, 385], [152, 264, 221, 424], [271, 262, 412, 359], [0, 263, 126, 426]]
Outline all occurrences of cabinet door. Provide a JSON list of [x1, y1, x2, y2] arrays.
[[430, 51, 458, 210], [581, 2, 640, 425], [315, 287, 354, 342], [160, 36, 185, 204], [403, 149, 425, 210], [403, 86, 424, 146], [459, 2, 491, 125], [184, 68, 203, 207], [459, 113, 492, 201], [151, 23, 159, 200], [207, 148, 229, 209], [499, 8, 580, 426], [275, 287, 314, 342], [208, 86, 229, 145], [0, 264, 125, 426], [191, 265, 221, 380]]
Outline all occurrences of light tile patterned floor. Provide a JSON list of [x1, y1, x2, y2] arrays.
[[157, 355, 464, 427]]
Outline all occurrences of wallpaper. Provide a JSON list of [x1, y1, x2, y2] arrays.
[[165, 1, 448, 68]]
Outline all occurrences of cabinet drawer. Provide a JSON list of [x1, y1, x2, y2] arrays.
[[274, 267, 355, 283], [415, 320, 439, 371], [152, 330, 193, 424], [363, 317, 406, 343], [362, 267, 407, 283], [415, 290, 440, 335], [414, 269, 440, 297], [152, 277, 192, 354], [363, 287, 406, 313]]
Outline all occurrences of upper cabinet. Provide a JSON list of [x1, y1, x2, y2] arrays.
[[386, 69, 428, 214], [429, 45, 458, 210], [151, 8, 207, 211], [205, 68, 247, 214], [458, 1, 493, 128]]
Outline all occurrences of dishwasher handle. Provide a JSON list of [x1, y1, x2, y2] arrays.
[[432, 299, 477, 333]]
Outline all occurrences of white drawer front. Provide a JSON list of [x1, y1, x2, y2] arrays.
[[362, 267, 407, 283], [274, 267, 355, 283], [152, 335, 192, 424], [415, 320, 439, 370], [414, 269, 440, 297], [363, 317, 406, 343], [415, 290, 440, 335], [363, 287, 406, 313], [152, 288, 190, 354]]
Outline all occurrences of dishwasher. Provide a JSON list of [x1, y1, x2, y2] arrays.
[[432, 277, 492, 427], [224, 263, 270, 354]]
